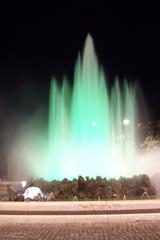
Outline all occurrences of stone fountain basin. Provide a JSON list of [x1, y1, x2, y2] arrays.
[[0, 200, 160, 215]]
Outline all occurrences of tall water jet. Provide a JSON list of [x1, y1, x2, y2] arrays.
[[48, 34, 138, 180]]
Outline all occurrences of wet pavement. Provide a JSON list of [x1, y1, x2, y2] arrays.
[[0, 214, 160, 239]]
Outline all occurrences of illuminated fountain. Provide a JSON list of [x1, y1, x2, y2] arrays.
[[7, 34, 139, 181], [47, 34, 137, 180]]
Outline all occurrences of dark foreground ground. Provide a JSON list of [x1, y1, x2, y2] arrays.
[[0, 214, 160, 240]]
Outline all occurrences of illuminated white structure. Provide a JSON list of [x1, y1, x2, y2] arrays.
[[23, 186, 43, 200]]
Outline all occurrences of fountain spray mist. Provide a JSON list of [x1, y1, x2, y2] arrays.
[[48, 34, 137, 180], [7, 34, 141, 181]]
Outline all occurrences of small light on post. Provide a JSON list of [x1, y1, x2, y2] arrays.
[[21, 181, 27, 188]]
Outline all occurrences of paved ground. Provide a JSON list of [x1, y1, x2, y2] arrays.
[[0, 214, 160, 239]]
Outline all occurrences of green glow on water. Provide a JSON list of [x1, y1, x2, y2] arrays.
[[46, 34, 138, 180]]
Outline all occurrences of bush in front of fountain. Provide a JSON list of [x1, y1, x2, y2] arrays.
[[24, 174, 155, 201]]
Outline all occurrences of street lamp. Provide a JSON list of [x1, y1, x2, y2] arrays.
[[21, 181, 27, 188]]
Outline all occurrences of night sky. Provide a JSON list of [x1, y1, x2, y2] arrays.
[[0, 3, 160, 176]]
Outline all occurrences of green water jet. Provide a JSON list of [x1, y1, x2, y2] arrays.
[[48, 34, 137, 180]]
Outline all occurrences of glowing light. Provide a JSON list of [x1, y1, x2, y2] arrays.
[[21, 181, 27, 188], [91, 121, 97, 126], [23, 186, 43, 200], [123, 118, 130, 126]]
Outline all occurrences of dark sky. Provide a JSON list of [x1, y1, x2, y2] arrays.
[[0, 3, 160, 120]]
